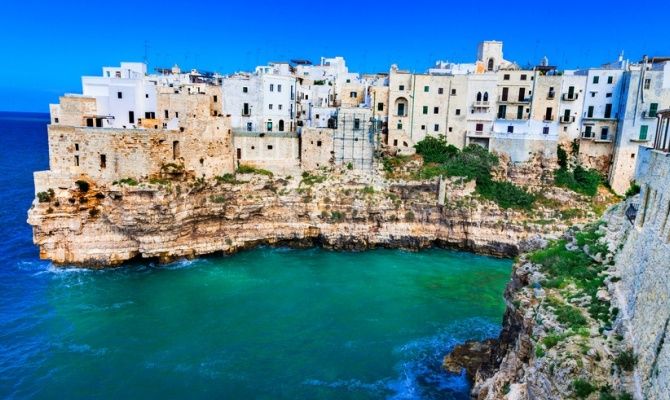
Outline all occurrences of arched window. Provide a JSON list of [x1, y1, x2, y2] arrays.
[[487, 58, 494, 71], [278, 120, 285, 132], [483, 92, 489, 102], [476, 92, 482, 102]]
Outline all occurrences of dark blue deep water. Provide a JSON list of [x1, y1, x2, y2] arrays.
[[0, 112, 511, 399]]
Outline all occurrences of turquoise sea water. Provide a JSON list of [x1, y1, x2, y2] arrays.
[[0, 112, 511, 399]]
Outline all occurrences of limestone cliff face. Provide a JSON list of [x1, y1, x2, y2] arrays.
[[27, 170, 579, 267], [446, 185, 670, 400]]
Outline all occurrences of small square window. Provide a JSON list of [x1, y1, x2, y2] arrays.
[[455, 109, 461, 115], [399, 85, 405, 91], [448, 127, 453, 132], [434, 124, 439, 132], [520, 74, 527, 80], [117, 92, 122, 99], [507, 125, 514, 133], [438, 88, 444, 94], [434, 107, 439, 114], [422, 106, 428, 114], [593, 76, 600, 84], [607, 76, 613, 84], [644, 79, 651, 89], [267, 145, 273, 150], [606, 93, 612, 98], [503, 74, 510, 80], [269, 104, 273, 110], [421, 125, 426, 130], [243, 87, 248, 93], [424, 86, 429, 92], [377, 102, 384, 111], [451, 89, 456, 95], [278, 104, 283, 110], [543, 127, 549, 134]]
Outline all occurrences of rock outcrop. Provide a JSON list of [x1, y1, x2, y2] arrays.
[[27, 169, 590, 267]]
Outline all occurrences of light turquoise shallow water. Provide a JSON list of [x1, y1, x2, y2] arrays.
[[2, 247, 511, 399]]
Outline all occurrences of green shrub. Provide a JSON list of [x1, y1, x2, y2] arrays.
[[114, 177, 138, 186], [237, 164, 273, 177], [215, 173, 240, 184], [624, 182, 640, 198], [330, 211, 344, 221], [300, 171, 326, 186], [414, 135, 458, 164], [557, 144, 568, 170], [75, 180, 90, 192], [555, 165, 601, 197], [210, 195, 226, 204], [405, 211, 415, 222], [37, 191, 53, 203], [572, 379, 596, 399], [346, 162, 353, 170], [362, 186, 375, 194], [542, 333, 562, 349], [477, 180, 535, 210], [614, 349, 637, 372]]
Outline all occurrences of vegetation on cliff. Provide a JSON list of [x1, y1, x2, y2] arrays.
[[412, 136, 535, 210]]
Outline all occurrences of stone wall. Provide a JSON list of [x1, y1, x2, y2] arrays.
[[615, 148, 670, 399], [301, 127, 334, 170], [233, 132, 300, 175]]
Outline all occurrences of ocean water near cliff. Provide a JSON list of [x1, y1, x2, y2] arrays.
[[0, 112, 511, 399]]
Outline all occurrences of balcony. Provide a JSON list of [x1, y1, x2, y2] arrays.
[[473, 100, 490, 107], [547, 91, 556, 100], [543, 116, 554, 122], [498, 96, 531, 104], [582, 114, 618, 121], [560, 115, 576, 124], [562, 93, 579, 101], [467, 130, 491, 138], [641, 111, 657, 119]]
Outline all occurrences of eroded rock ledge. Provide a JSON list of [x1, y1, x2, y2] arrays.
[[27, 169, 594, 268]]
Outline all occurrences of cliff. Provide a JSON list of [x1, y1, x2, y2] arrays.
[[27, 167, 596, 267], [445, 150, 670, 400]]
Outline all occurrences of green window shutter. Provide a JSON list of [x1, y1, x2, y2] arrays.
[[649, 103, 658, 117], [422, 106, 428, 114], [424, 86, 429, 92], [640, 125, 648, 140]]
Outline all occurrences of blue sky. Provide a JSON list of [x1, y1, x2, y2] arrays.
[[1, 0, 668, 112]]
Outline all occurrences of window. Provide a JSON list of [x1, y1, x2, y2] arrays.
[[213, 95, 218, 102], [434, 107, 439, 114], [543, 127, 549, 135], [128, 111, 135, 124], [317, 141, 322, 147], [269, 104, 274, 110], [393, 139, 398, 146], [604, 104, 612, 118], [503, 74, 510, 80], [448, 127, 453, 132], [487, 58, 494, 71], [455, 109, 461, 115], [172, 141, 180, 160], [350, 91, 357, 98], [422, 106, 428, 114], [649, 103, 659, 117], [175, 112, 179, 118], [54, 117, 59, 124], [424, 86, 429, 92], [145, 112, 155, 119], [593, 76, 599, 84], [243, 103, 250, 116], [399, 85, 405, 90], [377, 102, 384, 111], [279, 104, 284, 110], [74, 155, 79, 166], [606, 93, 612, 98], [607, 76, 613, 84], [267, 145, 273, 150], [434, 124, 439, 132], [278, 120, 285, 131], [164, 110, 169, 118], [476, 92, 482, 102], [75, 143, 79, 151], [243, 86, 248, 93], [117, 92, 122, 99], [278, 84, 282, 92], [644, 79, 651, 89], [247, 122, 252, 131], [421, 125, 426, 130], [640, 125, 649, 140], [354, 119, 361, 130], [507, 125, 514, 133], [270, 84, 274, 92], [100, 154, 106, 169], [584, 125, 593, 138], [497, 105, 506, 119], [587, 106, 594, 118], [397, 122, 402, 129], [267, 121, 273, 132], [438, 88, 444, 94], [476, 123, 483, 132], [600, 127, 609, 140], [145, 94, 149, 99], [451, 89, 456, 95], [520, 74, 527, 80]]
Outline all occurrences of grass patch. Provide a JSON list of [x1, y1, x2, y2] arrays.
[[572, 379, 597, 399], [614, 349, 637, 372], [300, 171, 326, 186], [555, 165, 601, 197], [237, 164, 273, 177], [215, 173, 241, 184], [114, 177, 138, 186]]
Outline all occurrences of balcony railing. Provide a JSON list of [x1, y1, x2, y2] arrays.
[[641, 111, 657, 119], [498, 96, 531, 103], [473, 100, 490, 107], [562, 93, 579, 101], [560, 115, 576, 124], [543, 116, 554, 122]]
